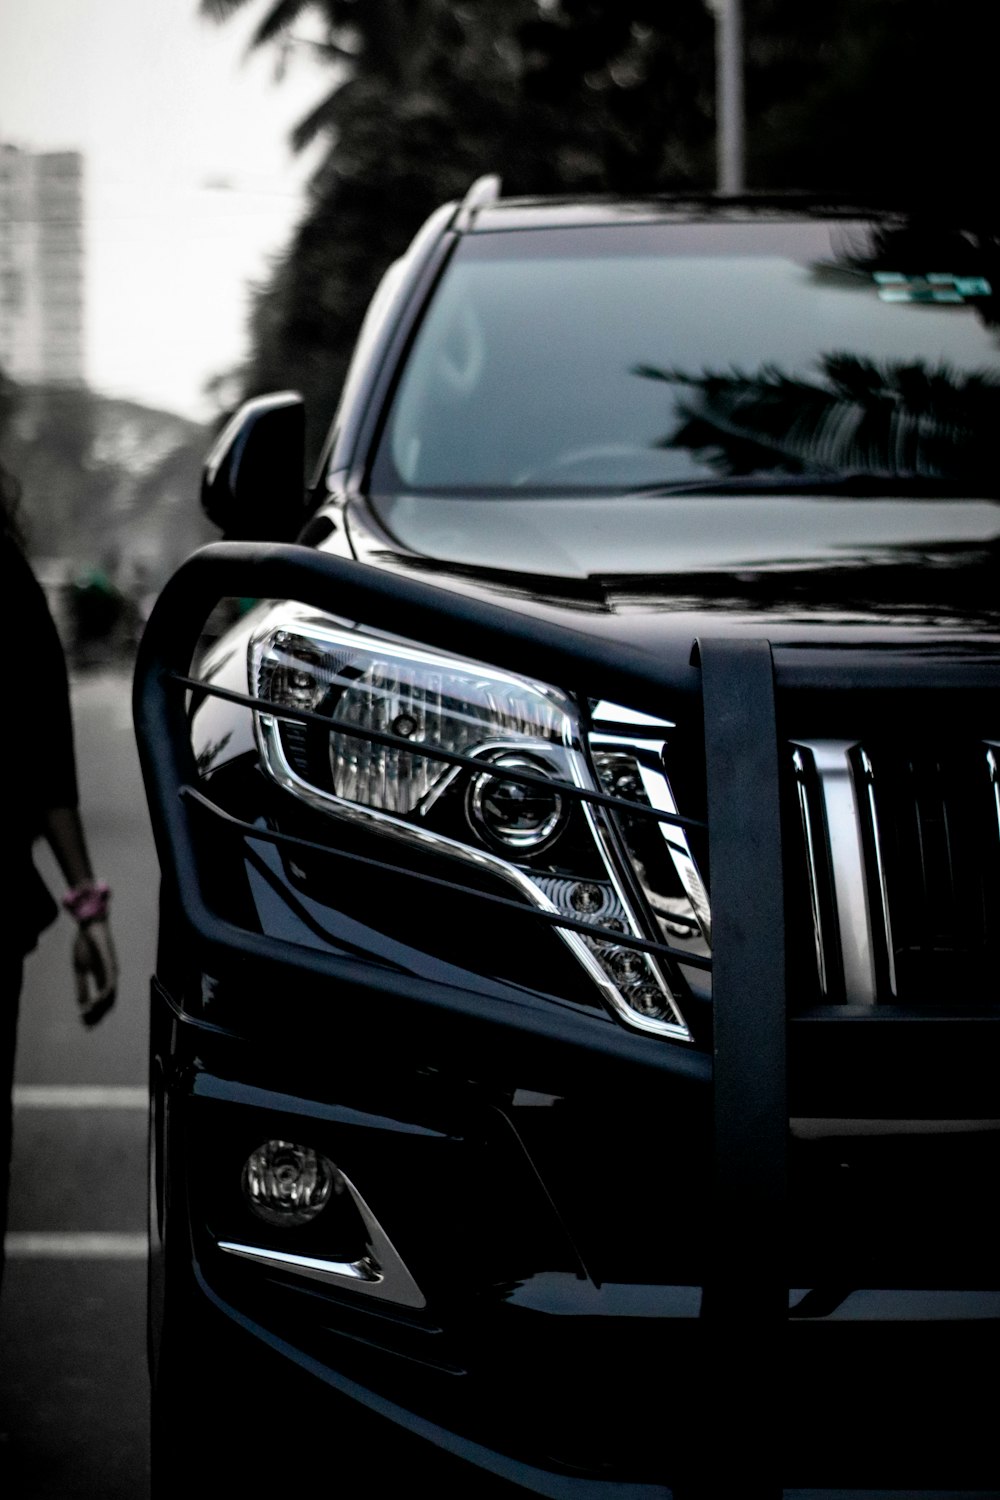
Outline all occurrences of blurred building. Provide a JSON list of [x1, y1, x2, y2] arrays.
[[0, 144, 85, 385]]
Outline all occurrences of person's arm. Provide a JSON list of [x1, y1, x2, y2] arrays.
[[42, 806, 118, 1027], [6, 536, 117, 1024]]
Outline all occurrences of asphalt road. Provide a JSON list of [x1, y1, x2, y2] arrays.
[[0, 666, 154, 1499]]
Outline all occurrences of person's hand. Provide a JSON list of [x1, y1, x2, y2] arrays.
[[73, 917, 118, 1027]]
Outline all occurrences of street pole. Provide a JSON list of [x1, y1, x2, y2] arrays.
[[713, 0, 745, 193]]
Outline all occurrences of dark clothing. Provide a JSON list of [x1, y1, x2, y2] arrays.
[[0, 957, 22, 1289], [1, 537, 79, 1282], [2, 537, 79, 954]]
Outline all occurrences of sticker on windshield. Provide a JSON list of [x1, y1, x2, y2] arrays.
[[873, 272, 992, 303]]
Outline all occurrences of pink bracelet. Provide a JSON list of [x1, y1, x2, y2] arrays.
[[62, 881, 111, 924]]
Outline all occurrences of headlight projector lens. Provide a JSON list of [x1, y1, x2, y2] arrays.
[[467, 753, 565, 852], [242, 1140, 338, 1227]]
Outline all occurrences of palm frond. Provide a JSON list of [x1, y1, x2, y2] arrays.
[[200, 0, 251, 22], [290, 86, 345, 152], [638, 356, 1000, 481], [252, 0, 313, 48]]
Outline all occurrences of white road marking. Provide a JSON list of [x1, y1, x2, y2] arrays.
[[5, 1233, 146, 1259], [8, 1091, 148, 1257], [71, 671, 135, 731], [12, 1086, 146, 1110]]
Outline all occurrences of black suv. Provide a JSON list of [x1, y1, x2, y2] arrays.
[[135, 178, 1000, 1497]]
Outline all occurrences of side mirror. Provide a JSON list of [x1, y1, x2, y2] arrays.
[[201, 392, 307, 541]]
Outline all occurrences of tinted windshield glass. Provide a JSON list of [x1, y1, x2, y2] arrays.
[[369, 220, 1000, 495]]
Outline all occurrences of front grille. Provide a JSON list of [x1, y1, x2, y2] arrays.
[[791, 736, 1000, 1010]]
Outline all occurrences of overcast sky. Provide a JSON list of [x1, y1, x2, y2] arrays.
[[0, 0, 330, 419]]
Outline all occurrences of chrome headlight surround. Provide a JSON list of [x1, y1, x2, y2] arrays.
[[248, 606, 693, 1042]]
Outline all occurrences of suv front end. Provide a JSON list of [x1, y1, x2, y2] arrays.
[[135, 184, 1000, 1497]]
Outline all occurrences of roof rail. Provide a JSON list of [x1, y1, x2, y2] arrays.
[[453, 173, 502, 230]]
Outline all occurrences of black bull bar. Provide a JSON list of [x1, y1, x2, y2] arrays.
[[133, 540, 1000, 1496]]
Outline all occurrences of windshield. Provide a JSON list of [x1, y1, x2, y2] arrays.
[[368, 219, 1000, 496]]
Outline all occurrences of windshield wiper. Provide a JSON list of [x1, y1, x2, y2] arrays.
[[629, 472, 1000, 499]]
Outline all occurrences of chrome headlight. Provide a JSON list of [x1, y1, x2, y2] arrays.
[[248, 607, 693, 1040]]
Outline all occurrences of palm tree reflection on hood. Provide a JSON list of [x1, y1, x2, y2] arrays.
[[635, 354, 1000, 489]]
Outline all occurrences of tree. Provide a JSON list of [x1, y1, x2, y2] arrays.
[[745, 0, 1000, 199], [202, 0, 1000, 454], [201, 0, 716, 452]]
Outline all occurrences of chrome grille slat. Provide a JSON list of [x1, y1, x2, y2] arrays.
[[792, 747, 829, 998], [884, 750, 991, 990], [792, 737, 1000, 1009], [860, 748, 897, 998], [986, 745, 1000, 843], [791, 740, 879, 1006]]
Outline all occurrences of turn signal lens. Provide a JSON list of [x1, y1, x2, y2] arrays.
[[624, 982, 673, 1020], [242, 1139, 337, 1227]]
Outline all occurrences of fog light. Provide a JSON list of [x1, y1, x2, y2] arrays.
[[468, 752, 565, 851], [242, 1140, 337, 1227]]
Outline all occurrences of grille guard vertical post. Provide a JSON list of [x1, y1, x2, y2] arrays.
[[698, 637, 786, 1495]]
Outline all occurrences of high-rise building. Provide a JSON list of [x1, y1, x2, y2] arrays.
[[0, 144, 85, 385]]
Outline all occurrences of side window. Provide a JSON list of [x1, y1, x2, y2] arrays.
[[392, 299, 486, 483], [323, 258, 407, 479]]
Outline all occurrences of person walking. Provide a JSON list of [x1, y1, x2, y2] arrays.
[[0, 459, 118, 1285]]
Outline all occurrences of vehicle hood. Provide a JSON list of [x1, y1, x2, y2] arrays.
[[342, 491, 1000, 653]]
